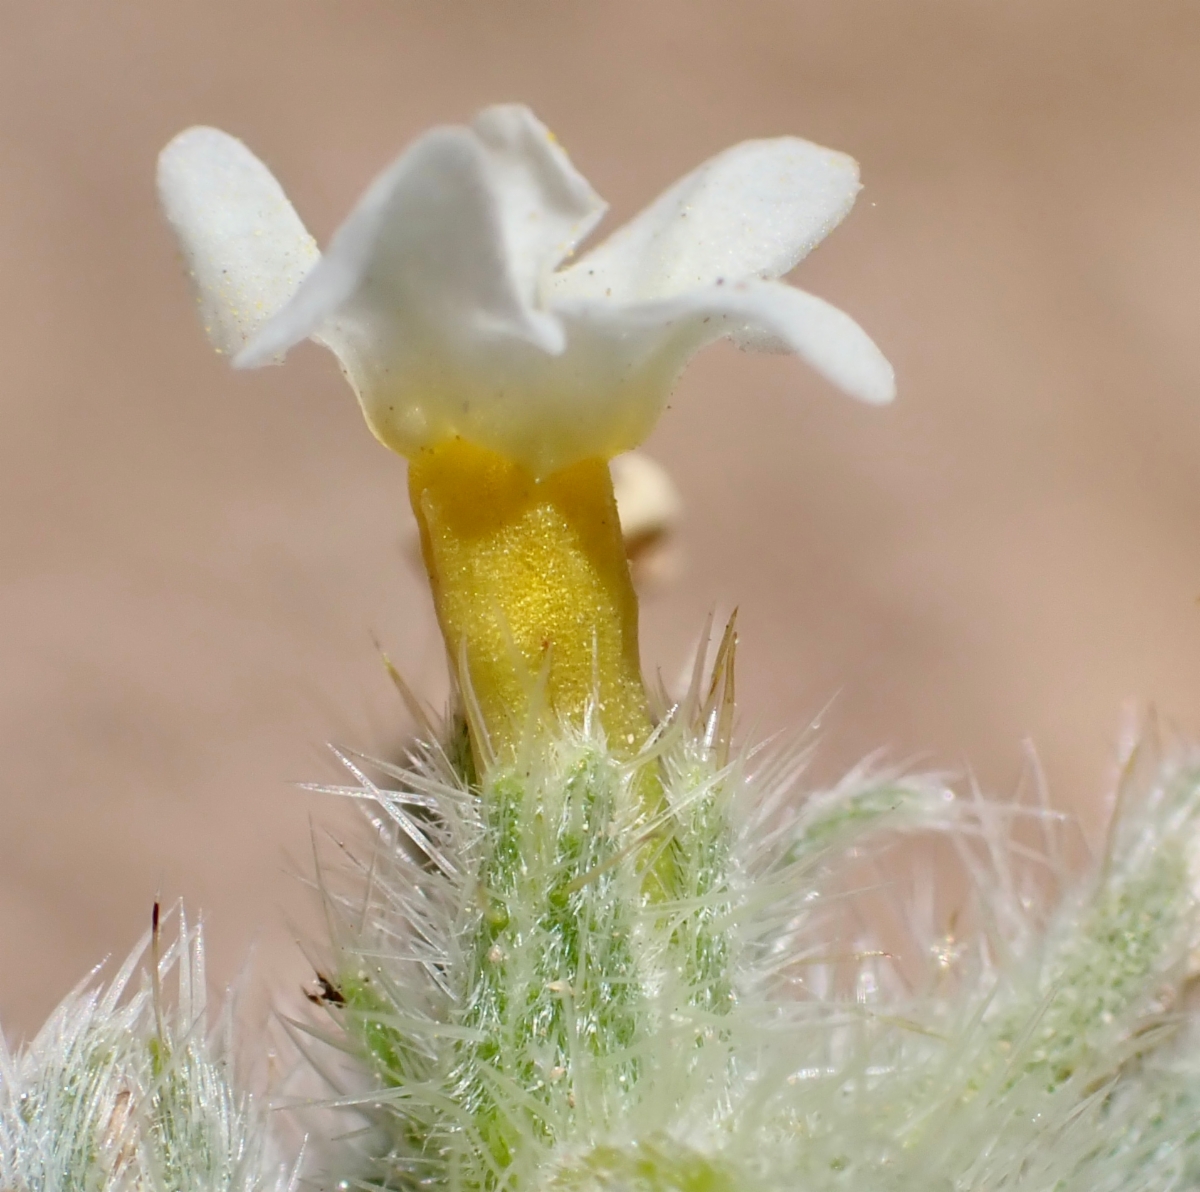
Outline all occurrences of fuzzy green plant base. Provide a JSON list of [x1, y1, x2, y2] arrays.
[[291, 641, 1200, 1192], [0, 907, 298, 1192], [6, 649, 1200, 1192]]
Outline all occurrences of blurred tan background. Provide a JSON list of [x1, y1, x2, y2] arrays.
[[3, 0, 1200, 1038]]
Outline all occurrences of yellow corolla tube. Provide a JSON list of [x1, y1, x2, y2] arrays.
[[408, 438, 653, 769]]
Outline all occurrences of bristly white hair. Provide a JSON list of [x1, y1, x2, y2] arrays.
[[287, 628, 1200, 1192], [0, 905, 301, 1192], [10, 632, 1200, 1192]]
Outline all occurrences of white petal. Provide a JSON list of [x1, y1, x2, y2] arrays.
[[723, 283, 895, 406], [551, 137, 860, 303], [302, 279, 888, 477], [220, 113, 886, 476], [157, 127, 319, 358], [550, 279, 895, 429], [236, 125, 550, 371], [469, 105, 607, 300], [236, 106, 605, 372]]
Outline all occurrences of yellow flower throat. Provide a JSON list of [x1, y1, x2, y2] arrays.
[[408, 439, 653, 769]]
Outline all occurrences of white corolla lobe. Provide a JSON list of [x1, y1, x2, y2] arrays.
[[159, 104, 893, 476]]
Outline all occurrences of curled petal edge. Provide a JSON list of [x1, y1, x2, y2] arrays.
[[157, 126, 319, 359]]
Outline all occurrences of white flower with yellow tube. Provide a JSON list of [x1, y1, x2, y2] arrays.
[[10, 100, 1180, 1192], [157, 104, 891, 767]]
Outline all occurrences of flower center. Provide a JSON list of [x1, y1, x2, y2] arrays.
[[408, 438, 652, 770]]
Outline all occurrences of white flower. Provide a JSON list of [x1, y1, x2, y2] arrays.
[[158, 105, 894, 477]]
